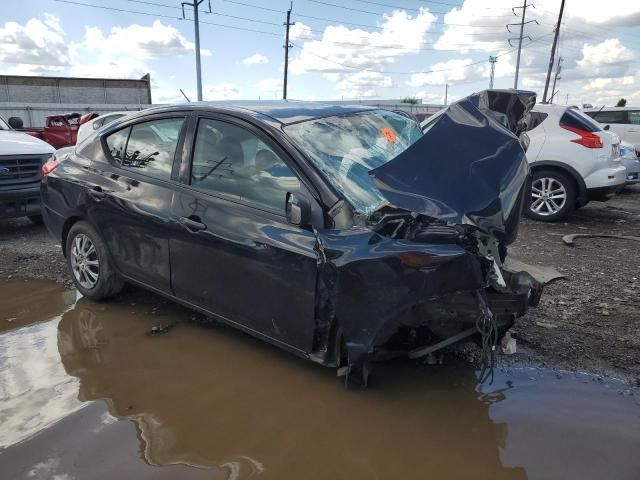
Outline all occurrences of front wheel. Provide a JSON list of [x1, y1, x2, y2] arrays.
[[525, 170, 576, 222], [66, 221, 123, 300]]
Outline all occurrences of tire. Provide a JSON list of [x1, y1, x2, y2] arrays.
[[28, 215, 43, 225], [524, 170, 576, 222], [66, 221, 123, 300]]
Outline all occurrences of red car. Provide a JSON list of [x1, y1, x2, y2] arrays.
[[8, 112, 98, 149]]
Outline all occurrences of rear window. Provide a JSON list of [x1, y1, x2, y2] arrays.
[[593, 110, 627, 124], [560, 109, 601, 132]]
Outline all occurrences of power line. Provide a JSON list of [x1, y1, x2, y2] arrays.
[[49, 0, 283, 36], [290, 32, 553, 76], [305, 0, 510, 26]]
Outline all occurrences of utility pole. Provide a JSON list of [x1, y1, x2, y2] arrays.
[[489, 56, 497, 89], [182, 0, 211, 101], [283, 2, 295, 100], [507, 0, 536, 89], [444, 83, 449, 105], [550, 56, 563, 103], [542, 0, 566, 103]]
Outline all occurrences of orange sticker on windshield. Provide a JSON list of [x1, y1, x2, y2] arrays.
[[380, 127, 398, 143]]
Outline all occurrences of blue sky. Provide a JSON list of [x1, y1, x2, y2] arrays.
[[1, 0, 639, 105]]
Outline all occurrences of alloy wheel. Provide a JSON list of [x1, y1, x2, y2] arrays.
[[70, 233, 100, 289], [530, 177, 567, 216]]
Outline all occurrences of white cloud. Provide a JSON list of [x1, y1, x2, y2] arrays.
[[407, 58, 480, 87], [242, 53, 268, 65], [75, 20, 210, 61], [290, 8, 436, 75], [0, 17, 69, 67], [207, 83, 241, 100], [576, 38, 634, 74], [290, 22, 314, 41], [257, 78, 283, 93], [325, 70, 392, 98]]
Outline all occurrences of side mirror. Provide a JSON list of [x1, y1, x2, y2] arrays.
[[286, 192, 312, 227], [604, 124, 610, 131]]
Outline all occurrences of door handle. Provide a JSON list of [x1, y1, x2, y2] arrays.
[[179, 215, 207, 232], [88, 186, 106, 201]]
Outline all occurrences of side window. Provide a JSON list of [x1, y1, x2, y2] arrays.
[[628, 111, 640, 125], [191, 118, 300, 213], [122, 118, 184, 180], [594, 111, 627, 124], [105, 127, 130, 164]]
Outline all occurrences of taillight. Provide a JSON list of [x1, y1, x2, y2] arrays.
[[560, 123, 603, 148], [40, 160, 60, 177]]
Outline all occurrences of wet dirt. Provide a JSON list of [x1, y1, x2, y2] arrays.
[[510, 185, 640, 383], [1, 279, 639, 480]]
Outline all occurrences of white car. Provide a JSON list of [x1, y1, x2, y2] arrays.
[[525, 104, 625, 220], [76, 111, 129, 145], [620, 141, 640, 184], [422, 104, 626, 221], [582, 107, 640, 153]]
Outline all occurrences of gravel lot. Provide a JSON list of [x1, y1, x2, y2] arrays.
[[2, 186, 639, 384]]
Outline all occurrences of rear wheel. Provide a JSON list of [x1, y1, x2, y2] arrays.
[[525, 170, 576, 222], [66, 221, 123, 300]]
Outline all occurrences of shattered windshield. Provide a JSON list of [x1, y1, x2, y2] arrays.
[[284, 110, 423, 217]]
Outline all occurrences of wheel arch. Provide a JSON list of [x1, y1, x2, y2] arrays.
[[61, 216, 84, 257], [530, 161, 588, 206]]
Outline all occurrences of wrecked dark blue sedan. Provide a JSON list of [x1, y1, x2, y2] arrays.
[[40, 90, 542, 388]]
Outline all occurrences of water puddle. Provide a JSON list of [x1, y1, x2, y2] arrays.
[[1, 279, 639, 479]]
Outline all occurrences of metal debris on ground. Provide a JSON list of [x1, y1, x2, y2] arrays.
[[562, 233, 640, 246]]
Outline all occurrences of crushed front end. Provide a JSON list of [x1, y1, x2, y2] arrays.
[[309, 90, 543, 388]]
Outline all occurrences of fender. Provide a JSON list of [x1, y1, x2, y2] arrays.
[[530, 160, 588, 206]]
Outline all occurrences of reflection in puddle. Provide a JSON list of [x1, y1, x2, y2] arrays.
[[1, 279, 639, 480], [0, 279, 80, 448]]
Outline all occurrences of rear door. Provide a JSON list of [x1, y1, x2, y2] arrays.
[[87, 114, 187, 293], [169, 114, 319, 352]]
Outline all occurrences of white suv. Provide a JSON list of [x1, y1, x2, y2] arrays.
[[582, 107, 640, 153], [525, 104, 626, 221]]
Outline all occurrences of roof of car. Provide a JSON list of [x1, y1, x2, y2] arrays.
[[582, 106, 638, 112], [131, 100, 377, 126]]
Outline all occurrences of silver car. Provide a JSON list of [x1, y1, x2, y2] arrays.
[[620, 141, 640, 184]]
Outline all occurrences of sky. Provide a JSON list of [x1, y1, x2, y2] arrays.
[[0, 0, 639, 106]]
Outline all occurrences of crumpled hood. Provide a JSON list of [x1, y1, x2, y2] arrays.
[[369, 89, 536, 244]]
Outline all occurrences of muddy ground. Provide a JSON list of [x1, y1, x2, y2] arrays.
[[1, 185, 639, 385]]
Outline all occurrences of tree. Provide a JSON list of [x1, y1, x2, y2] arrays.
[[616, 98, 627, 107], [400, 97, 419, 104]]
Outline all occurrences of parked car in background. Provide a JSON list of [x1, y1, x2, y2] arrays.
[[583, 107, 640, 153], [40, 92, 542, 388], [75, 111, 130, 146], [7, 112, 89, 149], [0, 114, 55, 223], [620, 141, 640, 184], [422, 104, 626, 221]]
